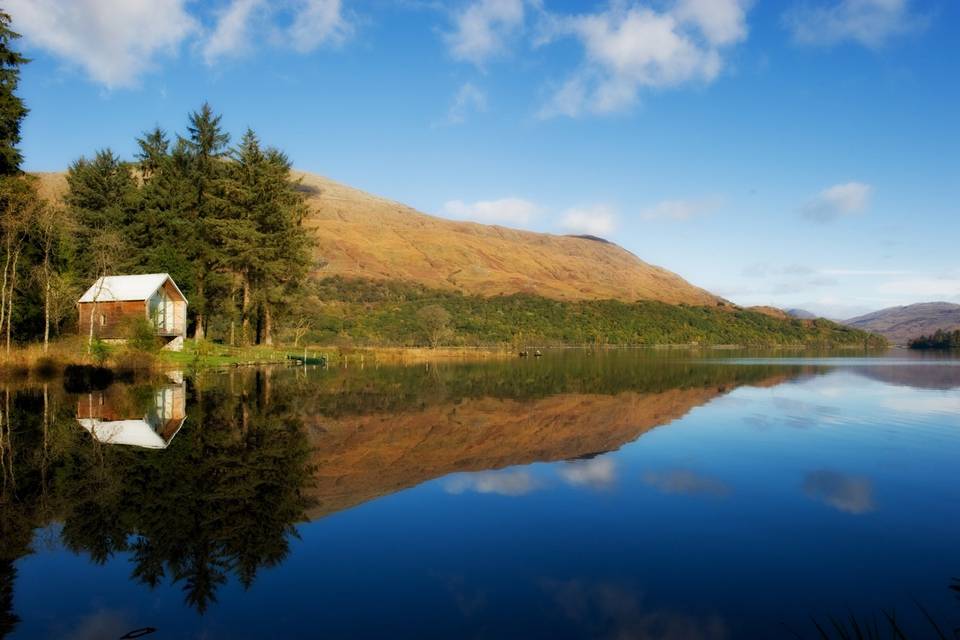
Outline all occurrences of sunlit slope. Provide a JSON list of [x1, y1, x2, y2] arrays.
[[295, 172, 721, 304]]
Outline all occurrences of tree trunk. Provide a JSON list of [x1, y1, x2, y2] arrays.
[[241, 275, 251, 346], [263, 304, 273, 347], [43, 275, 50, 352], [6, 247, 21, 354], [194, 277, 205, 341], [43, 239, 51, 352], [0, 241, 10, 344]]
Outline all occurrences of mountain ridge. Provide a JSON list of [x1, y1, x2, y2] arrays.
[[845, 302, 960, 344]]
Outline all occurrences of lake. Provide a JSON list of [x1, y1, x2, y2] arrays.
[[1, 351, 958, 639]]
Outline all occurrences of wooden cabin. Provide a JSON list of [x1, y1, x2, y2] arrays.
[[78, 273, 188, 349]]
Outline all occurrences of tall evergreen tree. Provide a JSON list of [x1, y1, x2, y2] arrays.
[[214, 130, 312, 345], [64, 149, 138, 279], [136, 126, 170, 179], [132, 136, 196, 293], [179, 104, 230, 340], [0, 11, 28, 176]]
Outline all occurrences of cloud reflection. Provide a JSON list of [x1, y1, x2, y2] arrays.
[[444, 469, 539, 496], [642, 469, 730, 498], [803, 469, 875, 514], [558, 457, 616, 490], [541, 579, 728, 640]]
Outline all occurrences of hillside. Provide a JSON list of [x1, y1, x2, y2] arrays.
[[845, 302, 960, 345], [292, 172, 721, 305]]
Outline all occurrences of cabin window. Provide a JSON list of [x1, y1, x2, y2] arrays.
[[99, 314, 105, 327]]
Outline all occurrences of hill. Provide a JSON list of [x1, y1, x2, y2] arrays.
[[845, 302, 960, 345], [786, 308, 817, 320], [292, 172, 721, 305]]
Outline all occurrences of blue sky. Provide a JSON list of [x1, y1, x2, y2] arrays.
[[8, 0, 959, 317]]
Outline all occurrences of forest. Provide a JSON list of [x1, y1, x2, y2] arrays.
[[909, 329, 960, 350], [304, 276, 887, 349]]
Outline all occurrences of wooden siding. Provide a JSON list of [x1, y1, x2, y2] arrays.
[[78, 300, 147, 339]]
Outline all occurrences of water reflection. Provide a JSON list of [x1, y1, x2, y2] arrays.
[[0, 370, 315, 635], [1, 352, 959, 637], [802, 469, 875, 515], [642, 469, 731, 498], [540, 579, 728, 640], [76, 383, 186, 449]]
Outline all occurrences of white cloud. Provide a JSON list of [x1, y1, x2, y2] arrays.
[[640, 197, 719, 221], [538, 0, 750, 117], [203, 0, 266, 65], [445, 0, 527, 65], [801, 182, 872, 222], [445, 82, 488, 124], [288, 0, 353, 53], [445, 469, 540, 496], [560, 204, 617, 236], [785, 0, 926, 48], [876, 277, 960, 298], [6, 0, 198, 88], [558, 458, 616, 489], [821, 268, 912, 276], [444, 197, 541, 225], [674, 0, 750, 46]]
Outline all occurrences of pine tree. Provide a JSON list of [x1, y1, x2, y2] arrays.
[[179, 104, 230, 340], [133, 137, 196, 293], [214, 129, 312, 345], [136, 126, 170, 179], [0, 11, 28, 176], [64, 149, 138, 279]]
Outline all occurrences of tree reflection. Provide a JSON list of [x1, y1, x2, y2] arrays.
[[0, 371, 315, 625]]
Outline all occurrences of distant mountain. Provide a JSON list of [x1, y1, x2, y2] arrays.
[[845, 302, 960, 345], [786, 308, 817, 320]]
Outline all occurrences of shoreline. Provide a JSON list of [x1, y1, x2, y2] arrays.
[[0, 339, 893, 380]]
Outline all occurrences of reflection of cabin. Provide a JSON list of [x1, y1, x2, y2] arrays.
[[78, 273, 188, 350], [76, 384, 187, 449]]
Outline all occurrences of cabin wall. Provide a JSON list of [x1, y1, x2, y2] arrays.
[[77, 301, 147, 339], [147, 284, 187, 338]]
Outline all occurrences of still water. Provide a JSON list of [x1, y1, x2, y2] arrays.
[[1, 351, 958, 639]]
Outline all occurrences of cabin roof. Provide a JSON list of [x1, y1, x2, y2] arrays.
[[78, 273, 187, 304]]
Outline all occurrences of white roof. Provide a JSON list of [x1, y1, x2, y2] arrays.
[[77, 418, 184, 449], [78, 273, 187, 304]]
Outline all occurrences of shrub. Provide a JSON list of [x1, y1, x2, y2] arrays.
[[89, 338, 110, 365], [126, 317, 162, 353]]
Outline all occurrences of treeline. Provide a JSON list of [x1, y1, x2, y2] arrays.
[[909, 329, 960, 350], [0, 13, 313, 348], [303, 276, 887, 348]]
